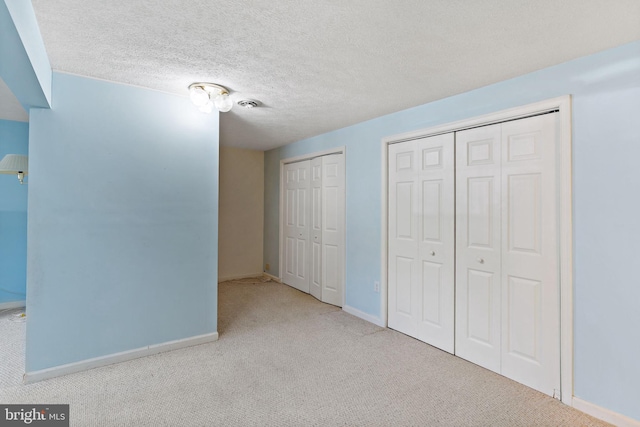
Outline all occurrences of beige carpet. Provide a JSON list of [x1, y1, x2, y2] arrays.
[[0, 280, 610, 426]]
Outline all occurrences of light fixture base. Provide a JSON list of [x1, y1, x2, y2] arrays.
[[188, 82, 229, 96]]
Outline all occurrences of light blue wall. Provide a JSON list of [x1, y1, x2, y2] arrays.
[[0, 119, 28, 303], [0, 0, 51, 109], [264, 40, 640, 420], [26, 72, 219, 372]]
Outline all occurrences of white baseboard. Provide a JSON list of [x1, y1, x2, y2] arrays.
[[343, 305, 385, 327], [24, 331, 219, 384], [263, 273, 282, 283], [218, 272, 264, 282], [573, 396, 640, 427], [0, 300, 26, 310]]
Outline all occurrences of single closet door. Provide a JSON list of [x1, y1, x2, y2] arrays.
[[310, 157, 323, 301], [319, 154, 345, 307], [455, 113, 560, 396], [454, 123, 502, 372], [388, 133, 455, 353], [283, 160, 311, 293], [499, 114, 559, 395]]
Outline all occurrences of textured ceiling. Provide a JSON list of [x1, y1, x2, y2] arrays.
[[17, 1, 640, 149]]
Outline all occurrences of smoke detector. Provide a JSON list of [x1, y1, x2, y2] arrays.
[[237, 99, 261, 109]]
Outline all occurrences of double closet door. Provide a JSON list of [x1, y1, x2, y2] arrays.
[[282, 154, 345, 307], [388, 113, 560, 397]]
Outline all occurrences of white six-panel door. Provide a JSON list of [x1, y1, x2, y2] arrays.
[[282, 154, 345, 307], [310, 157, 323, 301], [499, 114, 559, 395], [283, 160, 311, 293], [320, 154, 345, 307], [455, 113, 560, 396], [388, 133, 455, 353], [455, 123, 503, 372]]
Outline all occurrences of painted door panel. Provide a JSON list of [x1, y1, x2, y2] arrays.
[[455, 124, 502, 372], [455, 114, 560, 397], [310, 157, 323, 301], [282, 161, 311, 293], [283, 154, 344, 307], [500, 113, 560, 396], [389, 133, 455, 353], [321, 154, 345, 307]]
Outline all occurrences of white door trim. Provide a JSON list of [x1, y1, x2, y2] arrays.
[[279, 147, 346, 306], [380, 95, 573, 404]]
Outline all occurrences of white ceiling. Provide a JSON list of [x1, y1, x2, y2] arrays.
[[6, 1, 640, 150]]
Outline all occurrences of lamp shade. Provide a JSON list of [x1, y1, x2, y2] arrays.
[[0, 154, 28, 174]]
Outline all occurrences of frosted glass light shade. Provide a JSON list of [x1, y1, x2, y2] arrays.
[[189, 86, 210, 107], [0, 154, 28, 174], [214, 93, 233, 112]]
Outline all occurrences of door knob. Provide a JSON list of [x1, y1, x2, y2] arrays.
[[476, 257, 485, 264], [430, 251, 435, 256]]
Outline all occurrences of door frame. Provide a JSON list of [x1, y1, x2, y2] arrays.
[[380, 96, 573, 404], [279, 147, 346, 306]]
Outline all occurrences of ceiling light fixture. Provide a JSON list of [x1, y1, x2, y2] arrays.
[[0, 154, 28, 184], [188, 82, 233, 113]]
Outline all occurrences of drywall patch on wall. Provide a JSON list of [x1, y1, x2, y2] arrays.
[[26, 72, 219, 373], [0, 119, 28, 303], [218, 146, 264, 280]]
